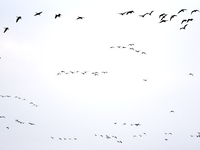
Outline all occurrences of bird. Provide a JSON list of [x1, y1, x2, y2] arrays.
[[168, 133, 172, 135], [148, 10, 154, 15], [159, 13, 167, 19], [6, 127, 9, 129], [139, 13, 148, 17], [187, 18, 193, 23], [3, 27, 9, 33], [34, 11, 42, 16], [135, 123, 141, 126], [170, 110, 175, 113], [189, 73, 194, 76], [118, 12, 126, 15], [16, 16, 22, 23], [123, 123, 126, 125], [126, 10, 134, 15], [114, 122, 117, 124], [55, 14, 61, 19], [141, 52, 146, 55], [77, 16, 84, 20], [0, 116, 5, 118], [143, 78, 148, 81], [51, 136, 54, 139], [180, 24, 188, 30], [191, 9, 199, 14], [159, 19, 168, 23], [178, 9, 187, 14], [165, 138, 168, 141], [128, 44, 134, 46], [181, 19, 187, 24], [29, 123, 35, 125], [170, 15, 177, 21]]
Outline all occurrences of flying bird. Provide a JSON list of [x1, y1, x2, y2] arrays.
[[180, 24, 188, 30], [181, 19, 187, 24], [139, 13, 148, 17], [3, 27, 9, 33], [178, 9, 187, 14], [16, 16, 22, 23], [159, 13, 167, 19], [191, 9, 199, 14], [126, 10, 134, 15], [170, 110, 175, 113], [170, 15, 177, 21], [189, 73, 194, 76], [118, 12, 126, 15], [148, 10, 154, 15], [77, 16, 84, 20], [55, 13, 61, 19], [159, 19, 168, 23], [141, 52, 146, 55], [34, 11, 42, 16], [187, 18, 193, 22]]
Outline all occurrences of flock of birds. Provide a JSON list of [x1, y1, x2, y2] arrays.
[[1, 5, 200, 150], [0, 95, 38, 107], [56, 71, 108, 76], [110, 43, 147, 55], [2, 9, 199, 34]]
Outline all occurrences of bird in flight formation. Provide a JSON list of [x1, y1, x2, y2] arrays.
[[34, 11, 43, 16], [3, 27, 9, 33], [55, 13, 61, 19], [16, 16, 22, 23]]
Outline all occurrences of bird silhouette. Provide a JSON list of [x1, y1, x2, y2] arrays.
[[16, 16, 22, 23], [148, 10, 154, 15], [135, 123, 141, 126], [34, 12, 42, 16], [170, 15, 177, 21], [3, 27, 9, 33], [191, 9, 199, 14], [118, 12, 126, 15], [187, 18, 193, 22], [126, 10, 134, 15], [55, 14, 61, 19], [6, 127, 9, 129], [178, 9, 187, 14], [159, 13, 167, 19], [77, 16, 84, 20], [159, 19, 168, 23], [170, 110, 175, 113], [139, 13, 148, 17], [180, 24, 188, 30], [141, 52, 146, 55], [189, 73, 194, 76], [181, 19, 187, 24]]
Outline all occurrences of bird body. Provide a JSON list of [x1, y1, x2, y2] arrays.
[[55, 14, 61, 19], [178, 9, 187, 14], [34, 12, 42, 16], [3, 27, 9, 33], [170, 15, 177, 21], [191, 9, 199, 14], [180, 24, 188, 30], [77, 16, 84, 20], [16, 16, 22, 23]]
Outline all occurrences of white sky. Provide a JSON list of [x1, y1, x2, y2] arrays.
[[1, 0, 200, 150]]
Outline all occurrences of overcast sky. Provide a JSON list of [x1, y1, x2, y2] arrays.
[[1, 0, 200, 150]]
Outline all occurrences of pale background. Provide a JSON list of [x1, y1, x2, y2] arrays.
[[1, 0, 200, 149]]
